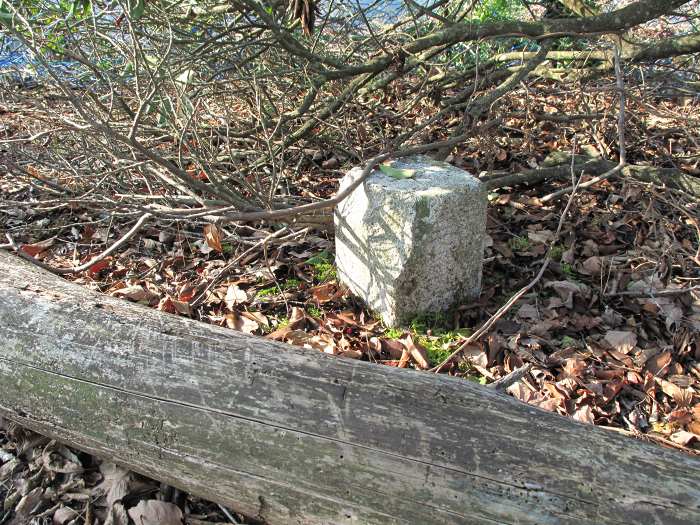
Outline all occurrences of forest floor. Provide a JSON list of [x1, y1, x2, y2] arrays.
[[1, 73, 700, 524]]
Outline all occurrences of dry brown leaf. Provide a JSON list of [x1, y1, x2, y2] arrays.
[[580, 256, 602, 275], [177, 284, 197, 302], [667, 374, 693, 388], [20, 237, 55, 257], [494, 242, 513, 258], [158, 296, 192, 316], [688, 421, 700, 435], [309, 282, 339, 303], [604, 330, 637, 354], [203, 223, 223, 253], [487, 333, 505, 366], [527, 230, 554, 244], [225, 285, 248, 310], [668, 409, 693, 425], [633, 347, 659, 368], [561, 245, 575, 264], [506, 383, 532, 403], [276, 329, 310, 345], [669, 431, 699, 446], [266, 326, 291, 341], [53, 506, 79, 525], [654, 377, 692, 406], [544, 381, 572, 403], [95, 463, 133, 509], [305, 333, 338, 355], [572, 405, 595, 424], [41, 443, 82, 474], [225, 312, 258, 334], [241, 310, 269, 329], [607, 349, 634, 368], [111, 285, 158, 304], [601, 381, 624, 403], [561, 358, 587, 379], [289, 306, 307, 326], [545, 280, 588, 309], [0, 458, 20, 481], [507, 383, 558, 413], [595, 369, 625, 381], [380, 338, 405, 360], [530, 320, 560, 337], [127, 500, 183, 525], [401, 334, 429, 369], [461, 344, 488, 368], [517, 303, 539, 320], [645, 351, 672, 376], [104, 503, 129, 525], [13, 487, 46, 522], [659, 301, 683, 331], [398, 349, 411, 368], [267, 309, 307, 339]]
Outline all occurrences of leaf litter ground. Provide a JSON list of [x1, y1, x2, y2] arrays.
[[2, 81, 700, 524]]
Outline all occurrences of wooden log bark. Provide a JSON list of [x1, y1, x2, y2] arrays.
[[484, 154, 700, 196], [0, 250, 698, 525]]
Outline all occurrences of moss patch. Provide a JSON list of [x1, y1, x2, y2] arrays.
[[417, 329, 471, 367], [306, 251, 337, 282]]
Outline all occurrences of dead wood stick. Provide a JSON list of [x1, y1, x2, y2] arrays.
[[143, 120, 501, 224], [191, 226, 302, 307], [487, 363, 532, 391], [540, 162, 625, 202], [431, 151, 584, 374], [541, 44, 627, 203], [605, 285, 700, 298], [430, 257, 552, 373], [3, 213, 152, 275], [483, 158, 698, 196]]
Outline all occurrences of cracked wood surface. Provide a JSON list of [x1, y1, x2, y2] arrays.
[[0, 251, 698, 524]]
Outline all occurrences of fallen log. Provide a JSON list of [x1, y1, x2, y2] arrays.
[[0, 250, 698, 525]]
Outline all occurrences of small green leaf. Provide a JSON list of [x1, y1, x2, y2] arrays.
[[130, 0, 145, 19], [305, 250, 331, 266], [67, 0, 90, 18], [0, 0, 15, 27], [379, 164, 416, 180]]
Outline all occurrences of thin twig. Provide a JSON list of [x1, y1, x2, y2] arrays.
[[191, 227, 302, 307], [142, 120, 500, 224], [217, 504, 240, 524], [431, 159, 584, 374], [3, 213, 152, 275], [487, 363, 532, 391], [605, 285, 700, 298], [541, 43, 627, 203]]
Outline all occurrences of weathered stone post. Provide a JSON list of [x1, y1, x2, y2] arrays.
[[334, 156, 487, 327]]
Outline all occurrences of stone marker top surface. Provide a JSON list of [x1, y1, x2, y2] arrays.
[[356, 155, 481, 193]]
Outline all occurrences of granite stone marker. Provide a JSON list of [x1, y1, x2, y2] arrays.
[[334, 156, 487, 327]]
